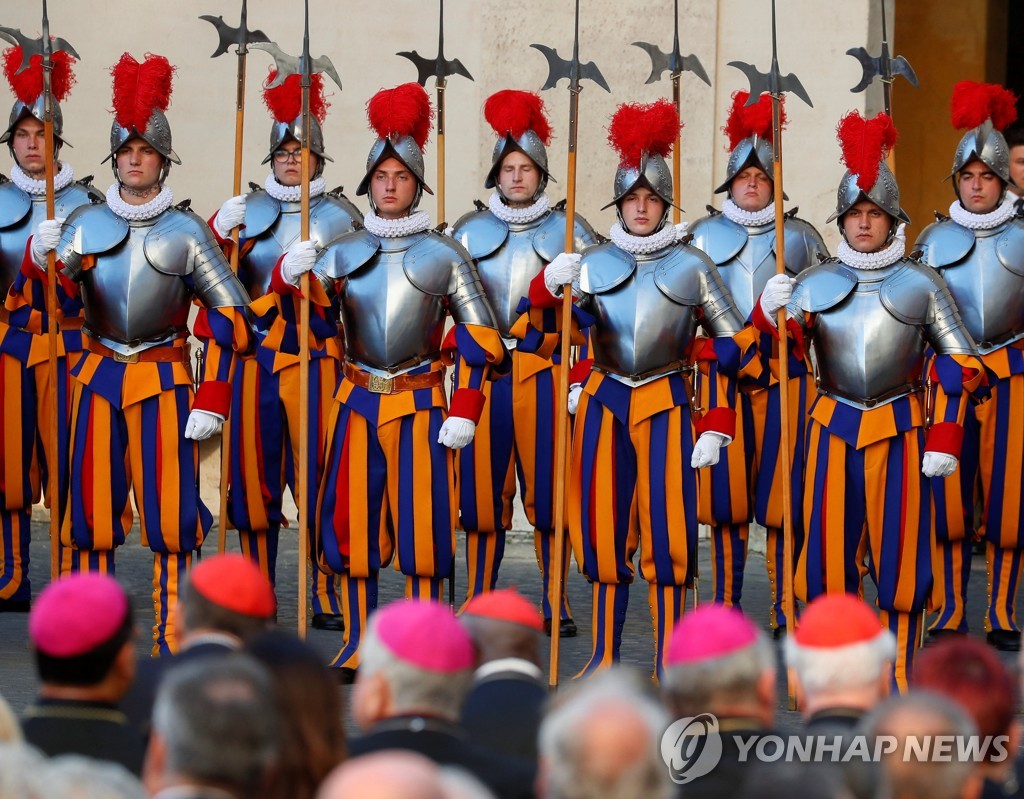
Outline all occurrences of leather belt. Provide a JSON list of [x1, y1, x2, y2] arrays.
[[343, 361, 444, 395], [86, 339, 188, 364]]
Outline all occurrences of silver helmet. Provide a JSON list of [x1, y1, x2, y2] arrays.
[[949, 120, 1011, 185], [355, 134, 433, 209], [263, 116, 332, 179], [103, 109, 180, 184], [601, 153, 676, 221], [1, 97, 68, 150], [714, 135, 774, 194], [485, 131, 553, 199], [827, 160, 910, 225]]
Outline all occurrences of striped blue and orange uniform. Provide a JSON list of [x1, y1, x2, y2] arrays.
[[220, 238, 342, 618], [697, 322, 813, 630], [752, 302, 985, 691], [317, 323, 506, 670], [0, 248, 83, 606], [930, 342, 1024, 636]]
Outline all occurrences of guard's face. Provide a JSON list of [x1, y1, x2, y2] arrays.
[[11, 117, 47, 178], [1010, 146, 1024, 197], [115, 139, 164, 193], [272, 140, 319, 188], [842, 200, 893, 254], [497, 151, 541, 207], [619, 186, 666, 237], [370, 157, 418, 219], [729, 166, 773, 213], [957, 159, 1004, 215]]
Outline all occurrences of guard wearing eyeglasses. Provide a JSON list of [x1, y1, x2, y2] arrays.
[[208, 69, 361, 632]]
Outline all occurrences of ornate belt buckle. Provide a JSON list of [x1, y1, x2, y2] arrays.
[[367, 373, 394, 395], [113, 350, 138, 364]]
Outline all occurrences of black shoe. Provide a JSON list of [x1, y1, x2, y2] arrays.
[[772, 626, 787, 641], [333, 666, 358, 685], [311, 613, 345, 632], [987, 630, 1022, 652], [925, 628, 966, 647], [0, 598, 30, 613], [543, 618, 578, 638]]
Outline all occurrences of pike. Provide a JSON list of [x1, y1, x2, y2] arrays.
[[397, 0, 473, 227], [0, 5, 79, 580], [531, 0, 609, 691], [199, 0, 271, 556], [632, 0, 711, 226], [250, 8, 342, 637], [728, 0, 811, 707], [846, 0, 917, 170]]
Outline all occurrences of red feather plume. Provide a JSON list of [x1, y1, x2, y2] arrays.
[[722, 90, 784, 150], [110, 52, 174, 134], [483, 90, 552, 146], [607, 99, 681, 169], [2, 46, 76, 104], [950, 81, 1018, 132], [836, 111, 898, 192], [366, 83, 433, 150], [262, 70, 329, 124]]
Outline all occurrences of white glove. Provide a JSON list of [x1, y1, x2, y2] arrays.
[[894, 221, 907, 249], [438, 416, 476, 450], [31, 217, 65, 268], [213, 195, 246, 239], [674, 221, 689, 241], [544, 252, 582, 296], [442, 224, 455, 237], [691, 432, 729, 469], [281, 240, 318, 287], [759, 274, 795, 324], [922, 452, 958, 479], [567, 383, 583, 414], [184, 409, 224, 441]]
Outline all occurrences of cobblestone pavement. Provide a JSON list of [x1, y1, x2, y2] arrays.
[[0, 521, 1013, 731]]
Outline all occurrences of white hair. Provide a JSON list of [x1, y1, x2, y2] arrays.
[[785, 630, 896, 698], [360, 614, 473, 720], [0, 743, 45, 799], [661, 633, 775, 717], [40, 756, 147, 799], [538, 669, 673, 799]]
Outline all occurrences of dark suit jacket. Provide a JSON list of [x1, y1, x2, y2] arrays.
[[21, 698, 146, 776], [349, 715, 536, 799], [460, 665, 547, 762]]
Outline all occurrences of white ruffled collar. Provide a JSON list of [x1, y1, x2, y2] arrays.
[[948, 196, 1017, 231], [487, 191, 550, 224], [105, 183, 174, 221], [11, 162, 74, 195], [264, 173, 327, 203], [722, 197, 776, 227], [362, 209, 432, 238], [837, 224, 906, 270], [609, 220, 678, 255]]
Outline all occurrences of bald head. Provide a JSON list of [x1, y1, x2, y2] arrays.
[[317, 752, 443, 799]]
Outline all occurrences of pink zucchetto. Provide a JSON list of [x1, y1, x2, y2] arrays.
[[376, 599, 476, 673], [29, 574, 130, 658], [664, 605, 759, 666]]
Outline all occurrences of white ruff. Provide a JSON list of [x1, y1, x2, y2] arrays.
[[363, 209, 432, 238], [264, 173, 327, 203], [722, 197, 776, 227], [837, 236, 905, 270], [106, 184, 173, 221], [609, 221, 677, 254], [948, 196, 1017, 230], [11, 162, 74, 195], [487, 191, 550, 224]]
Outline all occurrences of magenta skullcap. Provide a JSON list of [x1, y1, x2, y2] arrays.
[[29, 573, 130, 658], [375, 599, 475, 673], [664, 605, 759, 666]]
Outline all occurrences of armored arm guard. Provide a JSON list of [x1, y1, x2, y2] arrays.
[[925, 284, 978, 356], [57, 204, 129, 282], [782, 215, 829, 275], [699, 260, 744, 337], [879, 260, 976, 356], [402, 233, 497, 328]]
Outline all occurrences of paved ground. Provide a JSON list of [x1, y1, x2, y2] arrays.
[[0, 519, 1015, 729]]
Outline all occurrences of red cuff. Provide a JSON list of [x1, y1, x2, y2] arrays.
[[569, 358, 594, 385], [528, 269, 562, 309], [194, 380, 232, 418], [19, 236, 46, 282], [449, 388, 486, 423], [271, 255, 304, 298], [694, 407, 736, 439], [925, 422, 964, 458], [751, 301, 806, 361]]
